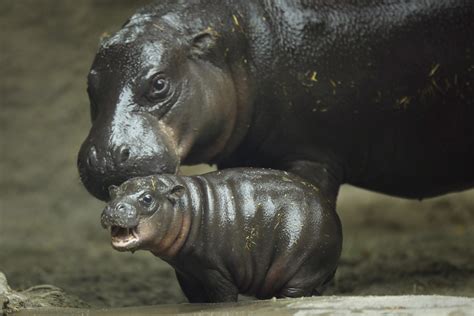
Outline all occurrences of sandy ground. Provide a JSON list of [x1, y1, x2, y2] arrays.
[[1, 0, 473, 309]]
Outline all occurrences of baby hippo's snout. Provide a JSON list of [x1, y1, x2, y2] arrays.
[[101, 202, 139, 229], [101, 202, 141, 251]]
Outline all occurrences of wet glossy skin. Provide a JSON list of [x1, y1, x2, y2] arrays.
[[101, 169, 342, 302], [79, 0, 473, 296], [78, 0, 474, 200]]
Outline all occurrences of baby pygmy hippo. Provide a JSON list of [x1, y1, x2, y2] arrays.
[[101, 168, 341, 303]]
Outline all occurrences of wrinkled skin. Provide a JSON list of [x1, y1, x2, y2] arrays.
[[79, 0, 474, 296], [101, 169, 342, 302]]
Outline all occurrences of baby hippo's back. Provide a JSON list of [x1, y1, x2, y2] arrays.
[[164, 168, 341, 299]]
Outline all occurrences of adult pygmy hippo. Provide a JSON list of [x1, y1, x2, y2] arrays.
[[79, 0, 473, 293], [101, 169, 341, 302]]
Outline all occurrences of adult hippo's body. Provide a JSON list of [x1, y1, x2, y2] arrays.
[[78, 0, 474, 290]]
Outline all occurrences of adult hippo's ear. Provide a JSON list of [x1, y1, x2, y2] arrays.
[[166, 185, 185, 205], [190, 29, 217, 58]]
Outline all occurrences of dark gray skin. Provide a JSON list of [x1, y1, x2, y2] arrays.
[[101, 169, 341, 302], [78, 0, 474, 293]]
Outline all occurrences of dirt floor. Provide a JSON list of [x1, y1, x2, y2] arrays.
[[1, 0, 473, 309]]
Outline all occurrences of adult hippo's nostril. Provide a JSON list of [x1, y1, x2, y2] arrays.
[[118, 146, 130, 164], [87, 146, 99, 168], [113, 146, 131, 166], [117, 203, 126, 211]]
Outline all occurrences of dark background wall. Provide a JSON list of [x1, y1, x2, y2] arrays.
[[1, 0, 473, 308]]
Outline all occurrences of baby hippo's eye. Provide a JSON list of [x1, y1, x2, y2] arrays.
[[140, 193, 154, 206]]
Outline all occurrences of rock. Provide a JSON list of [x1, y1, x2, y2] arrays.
[[0, 272, 87, 314]]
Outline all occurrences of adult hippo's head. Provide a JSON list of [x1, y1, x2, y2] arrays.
[[78, 8, 254, 201]]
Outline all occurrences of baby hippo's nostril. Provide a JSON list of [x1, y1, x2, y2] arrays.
[[117, 203, 126, 211], [87, 146, 99, 168]]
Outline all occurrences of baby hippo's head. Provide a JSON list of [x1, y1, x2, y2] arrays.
[[101, 176, 185, 252]]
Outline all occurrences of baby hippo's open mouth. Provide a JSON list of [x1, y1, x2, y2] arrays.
[[110, 225, 140, 251]]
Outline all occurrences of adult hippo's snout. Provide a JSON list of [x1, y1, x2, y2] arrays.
[[78, 113, 179, 201]]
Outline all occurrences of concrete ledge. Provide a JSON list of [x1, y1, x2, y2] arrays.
[[16, 295, 474, 316]]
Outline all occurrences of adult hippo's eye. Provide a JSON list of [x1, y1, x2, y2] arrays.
[[147, 75, 170, 101], [139, 193, 154, 206]]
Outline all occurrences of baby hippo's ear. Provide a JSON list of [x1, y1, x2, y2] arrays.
[[167, 185, 185, 204], [108, 185, 119, 200]]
